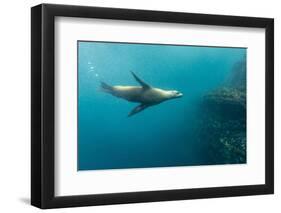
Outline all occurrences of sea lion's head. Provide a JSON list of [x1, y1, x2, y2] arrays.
[[166, 90, 183, 99]]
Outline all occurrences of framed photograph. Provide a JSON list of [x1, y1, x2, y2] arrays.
[[31, 4, 274, 209]]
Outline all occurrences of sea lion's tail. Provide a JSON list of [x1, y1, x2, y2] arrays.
[[100, 82, 113, 93]]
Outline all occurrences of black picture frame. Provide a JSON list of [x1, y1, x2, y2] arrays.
[[31, 3, 274, 209]]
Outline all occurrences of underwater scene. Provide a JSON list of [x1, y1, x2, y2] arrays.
[[78, 41, 246, 171]]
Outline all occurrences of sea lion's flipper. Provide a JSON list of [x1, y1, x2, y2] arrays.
[[128, 104, 150, 117], [131, 71, 151, 89], [100, 82, 113, 93]]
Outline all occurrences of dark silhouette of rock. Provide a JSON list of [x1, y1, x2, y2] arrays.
[[226, 58, 246, 89], [195, 59, 246, 164]]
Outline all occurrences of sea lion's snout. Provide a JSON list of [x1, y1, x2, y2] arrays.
[[176, 91, 183, 97], [175, 92, 183, 98], [169, 90, 183, 99]]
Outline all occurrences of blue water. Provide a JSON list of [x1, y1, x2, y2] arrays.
[[78, 41, 246, 171]]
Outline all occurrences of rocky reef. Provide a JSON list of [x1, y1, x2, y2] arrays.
[[196, 60, 247, 164], [203, 87, 246, 120]]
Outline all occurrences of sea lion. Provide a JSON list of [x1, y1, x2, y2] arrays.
[[101, 71, 183, 117]]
